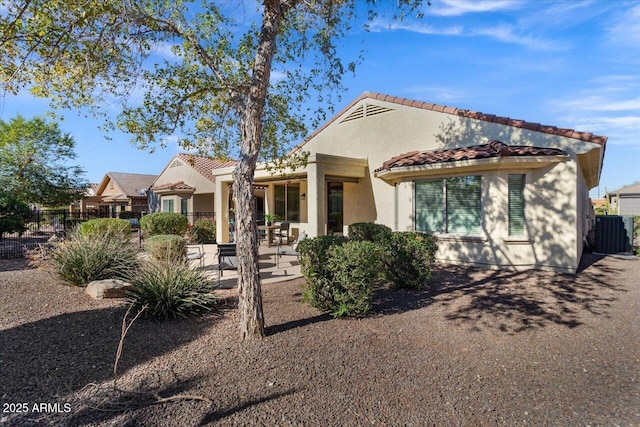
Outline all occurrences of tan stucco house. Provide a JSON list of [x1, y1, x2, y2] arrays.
[[212, 92, 607, 273], [151, 153, 235, 222], [95, 172, 157, 217]]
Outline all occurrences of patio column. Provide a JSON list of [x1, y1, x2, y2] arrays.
[[215, 178, 232, 243], [306, 162, 325, 237]]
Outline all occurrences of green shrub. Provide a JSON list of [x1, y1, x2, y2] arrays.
[[49, 230, 139, 286], [139, 212, 188, 236], [0, 195, 30, 237], [348, 222, 392, 243], [79, 218, 131, 239], [383, 232, 438, 290], [189, 218, 216, 243], [324, 241, 381, 317], [146, 234, 186, 262], [298, 235, 348, 312], [126, 260, 217, 319]]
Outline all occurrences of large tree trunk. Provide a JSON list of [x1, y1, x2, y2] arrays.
[[234, 1, 285, 340]]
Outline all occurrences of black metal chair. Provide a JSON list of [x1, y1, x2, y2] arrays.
[[274, 221, 290, 245], [217, 243, 237, 277]]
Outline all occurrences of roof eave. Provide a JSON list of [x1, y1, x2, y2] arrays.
[[375, 156, 568, 185]]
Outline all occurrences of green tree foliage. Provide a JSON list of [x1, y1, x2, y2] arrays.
[[0, 115, 87, 206], [0, 0, 424, 339], [0, 192, 31, 237]]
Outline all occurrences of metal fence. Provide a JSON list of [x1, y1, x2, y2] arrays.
[[0, 210, 216, 258]]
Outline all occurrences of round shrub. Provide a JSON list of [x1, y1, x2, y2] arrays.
[[383, 232, 438, 290], [348, 222, 392, 243], [126, 260, 217, 319], [139, 212, 188, 236], [80, 218, 131, 239], [146, 234, 186, 262], [189, 218, 216, 243], [49, 229, 139, 286], [298, 235, 348, 311], [324, 240, 382, 317]]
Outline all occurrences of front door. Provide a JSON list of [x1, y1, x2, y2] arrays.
[[327, 182, 343, 235]]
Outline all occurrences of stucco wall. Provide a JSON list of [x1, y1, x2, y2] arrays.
[[154, 159, 215, 195], [301, 99, 586, 273]]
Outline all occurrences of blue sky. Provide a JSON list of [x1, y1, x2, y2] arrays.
[[1, 0, 639, 197]]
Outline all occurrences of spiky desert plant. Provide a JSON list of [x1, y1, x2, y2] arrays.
[[49, 229, 139, 286], [126, 260, 217, 319]]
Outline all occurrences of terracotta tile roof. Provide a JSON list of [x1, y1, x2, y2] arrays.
[[177, 154, 236, 183], [376, 140, 566, 172], [292, 92, 608, 154], [151, 181, 195, 191]]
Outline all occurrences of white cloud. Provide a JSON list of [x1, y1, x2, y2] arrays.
[[368, 19, 463, 36], [472, 24, 566, 50], [430, 0, 521, 17], [607, 4, 640, 45], [368, 19, 563, 51]]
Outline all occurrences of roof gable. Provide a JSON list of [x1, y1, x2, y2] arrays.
[[176, 153, 236, 183], [294, 91, 608, 152], [97, 172, 157, 197]]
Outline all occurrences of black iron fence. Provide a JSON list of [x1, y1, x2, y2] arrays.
[[0, 210, 216, 258]]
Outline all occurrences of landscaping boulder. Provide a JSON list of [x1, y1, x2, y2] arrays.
[[85, 279, 133, 299]]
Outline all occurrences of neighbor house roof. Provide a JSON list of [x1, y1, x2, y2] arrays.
[[609, 182, 640, 196], [151, 181, 195, 192], [97, 172, 158, 198], [376, 140, 566, 172], [293, 92, 608, 154], [175, 153, 236, 183]]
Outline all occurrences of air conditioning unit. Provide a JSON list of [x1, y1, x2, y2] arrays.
[[595, 215, 633, 254]]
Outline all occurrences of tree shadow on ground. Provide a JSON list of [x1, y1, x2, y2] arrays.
[[373, 252, 627, 334], [0, 305, 225, 406], [198, 388, 297, 425]]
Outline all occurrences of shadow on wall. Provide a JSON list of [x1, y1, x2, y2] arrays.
[[403, 116, 584, 272], [374, 252, 624, 335]]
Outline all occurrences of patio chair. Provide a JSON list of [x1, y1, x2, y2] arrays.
[[273, 221, 290, 245], [186, 243, 205, 268], [276, 232, 306, 267], [217, 243, 238, 277]]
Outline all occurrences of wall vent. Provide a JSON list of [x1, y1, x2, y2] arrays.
[[340, 103, 394, 123], [170, 159, 183, 168]]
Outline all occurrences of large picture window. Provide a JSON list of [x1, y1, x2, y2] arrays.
[[162, 199, 174, 213], [274, 183, 300, 222], [508, 174, 525, 236], [415, 176, 482, 234]]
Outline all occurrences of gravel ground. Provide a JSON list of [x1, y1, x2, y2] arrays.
[[1, 253, 639, 426]]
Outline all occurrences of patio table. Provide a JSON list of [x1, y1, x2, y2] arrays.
[[258, 224, 280, 247]]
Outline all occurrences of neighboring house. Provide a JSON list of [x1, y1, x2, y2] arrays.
[[151, 153, 235, 222], [212, 92, 607, 273], [95, 172, 157, 217], [71, 183, 101, 215], [608, 182, 640, 215]]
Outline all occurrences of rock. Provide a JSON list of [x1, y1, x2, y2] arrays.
[[85, 279, 133, 299]]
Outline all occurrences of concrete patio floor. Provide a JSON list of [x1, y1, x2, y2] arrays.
[[194, 243, 302, 289]]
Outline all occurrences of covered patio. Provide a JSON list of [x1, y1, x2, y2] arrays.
[[192, 243, 302, 289]]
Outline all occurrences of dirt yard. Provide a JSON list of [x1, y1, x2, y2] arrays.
[[1, 253, 638, 426]]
